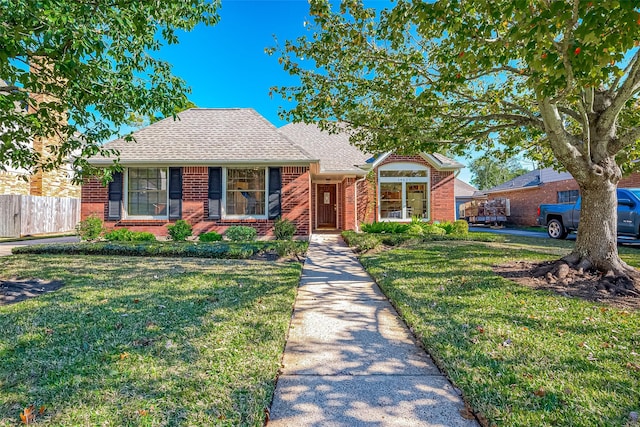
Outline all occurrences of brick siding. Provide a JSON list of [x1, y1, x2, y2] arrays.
[[0, 171, 30, 195], [81, 166, 311, 237]]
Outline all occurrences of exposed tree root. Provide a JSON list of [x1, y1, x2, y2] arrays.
[[531, 254, 640, 297]]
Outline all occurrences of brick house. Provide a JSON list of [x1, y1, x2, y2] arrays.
[[478, 167, 640, 226], [82, 109, 462, 237]]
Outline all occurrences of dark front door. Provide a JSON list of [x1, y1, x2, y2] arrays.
[[317, 184, 337, 228]]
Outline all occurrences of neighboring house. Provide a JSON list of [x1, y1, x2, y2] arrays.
[[477, 167, 640, 226], [0, 80, 80, 199], [0, 79, 80, 237], [81, 108, 463, 237], [454, 179, 477, 220]]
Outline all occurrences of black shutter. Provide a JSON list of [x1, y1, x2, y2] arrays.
[[168, 167, 182, 219], [107, 171, 123, 220], [208, 167, 222, 219], [268, 167, 282, 219]]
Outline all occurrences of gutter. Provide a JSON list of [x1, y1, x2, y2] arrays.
[[88, 159, 317, 167]]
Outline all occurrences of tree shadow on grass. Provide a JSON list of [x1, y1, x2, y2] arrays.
[[359, 243, 640, 426], [0, 255, 301, 426]]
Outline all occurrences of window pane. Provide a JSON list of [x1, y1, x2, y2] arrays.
[[558, 190, 579, 203], [380, 170, 428, 177], [407, 183, 428, 219], [127, 168, 167, 216], [380, 183, 402, 219], [226, 168, 266, 215]]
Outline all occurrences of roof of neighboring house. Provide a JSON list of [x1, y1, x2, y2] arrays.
[[278, 122, 371, 174], [482, 167, 573, 194], [455, 179, 477, 198], [91, 108, 315, 165]]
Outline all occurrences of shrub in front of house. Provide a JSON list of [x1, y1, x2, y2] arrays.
[[12, 241, 261, 259], [452, 219, 469, 235], [421, 223, 447, 235], [104, 228, 156, 242], [407, 224, 425, 235], [274, 240, 308, 258], [361, 222, 410, 234], [75, 215, 104, 241], [224, 226, 257, 242], [167, 220, 193, 241], [341, 231, 381, 252], [273, 218, 296, 240], [380, 234, 413, 246], [199, 231, 223, 242]]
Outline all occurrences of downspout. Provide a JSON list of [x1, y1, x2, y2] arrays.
[[354, 175, 367, 232]]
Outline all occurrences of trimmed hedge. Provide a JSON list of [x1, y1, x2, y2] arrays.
[[359, 219, 470, 236], [341, 230, 505, 252], [12, 240, 309, 260]]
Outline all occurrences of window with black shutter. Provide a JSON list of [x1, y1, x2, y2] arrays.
[[208, 167, 222, 219], [268, 167, 282, 219], [168, 167, 182, 219], [107, 171, 123, 220]]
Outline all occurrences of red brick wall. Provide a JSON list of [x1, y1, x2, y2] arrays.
[[342, 177, 357, 230], [431, 170, 456, 222], [81, 166, 311, 238], [620, 174, 640, 187], [357, 177, 376, 226], [81, 177, 109, 220], [336, 182, 343, 230], [310, 183, 316, 230], [281, 166, 311, 236]]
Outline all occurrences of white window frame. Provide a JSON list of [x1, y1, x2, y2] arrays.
[[123, 167, 169, 220], [222, 167, 269, 219], [378, 162, 430, 222]]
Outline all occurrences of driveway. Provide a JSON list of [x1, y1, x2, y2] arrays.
[[0, 236, 79, 257], [469, 226, 552, 239]]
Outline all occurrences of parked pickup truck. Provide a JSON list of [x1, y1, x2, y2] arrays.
[[537, 188, 640, 239]]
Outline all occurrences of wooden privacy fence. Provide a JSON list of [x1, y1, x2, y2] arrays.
[[0, 195, 80, 237]]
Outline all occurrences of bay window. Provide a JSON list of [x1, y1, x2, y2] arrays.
[[378, 163, 430, 221]]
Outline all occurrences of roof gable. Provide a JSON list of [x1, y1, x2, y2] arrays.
[[91, 108, 315, 165]]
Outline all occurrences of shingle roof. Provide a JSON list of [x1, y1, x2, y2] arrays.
[[91, 108, 315, 165], [483, 167, 573, 194], [455, 179, 477, 197], [279, 122, 463, 173], [431, 153, 465, 169], [278, 123, 371, 173]]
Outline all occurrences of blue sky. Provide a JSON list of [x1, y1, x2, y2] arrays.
[[158, 0, 312, 127], [155, 0, 484, 182]]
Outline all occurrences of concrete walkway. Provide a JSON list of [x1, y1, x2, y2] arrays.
[[269, 234, 478, 427]]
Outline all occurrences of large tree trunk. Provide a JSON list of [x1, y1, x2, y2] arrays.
[[561, 162, 640, 293]]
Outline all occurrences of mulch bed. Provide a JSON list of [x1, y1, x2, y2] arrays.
[[0, 278, 65, 306], [494, 261, 640, 310]]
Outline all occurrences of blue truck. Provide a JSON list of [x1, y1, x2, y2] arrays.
[[537, 188, 640, 239]]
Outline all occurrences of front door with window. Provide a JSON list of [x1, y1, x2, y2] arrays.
[[317, 184, 337, 228]]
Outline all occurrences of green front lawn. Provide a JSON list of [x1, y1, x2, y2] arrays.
[[358, 238, 640, 427], [0, 255, 302, 426]]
